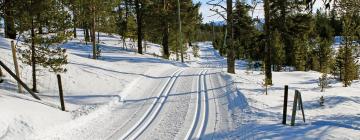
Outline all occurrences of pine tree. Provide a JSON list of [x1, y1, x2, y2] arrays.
[[15, 0, 71, 92], [233, 2, 257, 60], [337, 0, 360, 86], [314, 11, 334, 73]]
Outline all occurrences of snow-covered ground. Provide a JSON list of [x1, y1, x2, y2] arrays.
[[0, 30, 184, 139], [0, 31, 359, 140], [197, 42, 360, 139]]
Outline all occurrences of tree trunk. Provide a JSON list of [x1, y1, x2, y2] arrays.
[[73, 12, 77, 38], [264, 0, 272, 85], [161, 0, 170, 59], [135, 0, 143, 54], [4, 0, 16, 39], [162, 23, 170, 59], [85, 27, 90, 43], [177, 0, 184, 63], [31, 18, 38, 92], [91, 3, 96, 59], [97, 31, 100, 43], [226, 0, 235, 74]]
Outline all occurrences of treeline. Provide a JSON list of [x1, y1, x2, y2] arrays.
[[0, 0, 201, 92], [210, 0, 360, 87]]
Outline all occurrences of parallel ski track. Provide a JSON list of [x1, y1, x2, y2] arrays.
[[185, 70, 209, 140], [118, 69, 184, 140]]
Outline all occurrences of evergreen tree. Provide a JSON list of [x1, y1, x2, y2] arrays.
[[314, 11, 334, 73], [337, 0, 360, 86], [14, 0, 71, 92], [233, 2, 258, 60]]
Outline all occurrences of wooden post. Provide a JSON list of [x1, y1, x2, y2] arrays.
[[11, 41, 23, 93], [57, 74, 65, 111], [282, 85, 288, 125], [291, 91, 299, 126], [0, 60, 40, 100], [297, 91, 306, 123]]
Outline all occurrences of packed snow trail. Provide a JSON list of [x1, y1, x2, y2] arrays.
[[117, 69, 184, 140], [28, 42, 246, 140], [185, 70, 209, 140]]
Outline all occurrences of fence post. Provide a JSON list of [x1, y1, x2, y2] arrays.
[[291, 91, 299, 126], [298, 91, 306, 123], [57, 74, 65, 111], [282, 85, 288, 125], [11, 41, 23, 93]]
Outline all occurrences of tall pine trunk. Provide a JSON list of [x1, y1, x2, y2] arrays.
[[264, 0, 272, 85], [31, 17, 37, 92], [91, 3, 96, 59], [162, 23, 170, 59], [226, 0, 235, 74], [73, 12, 77, 38], [135, 0, 143, 54], [85, 27, 90, 43], [177, 0, 184, 63]]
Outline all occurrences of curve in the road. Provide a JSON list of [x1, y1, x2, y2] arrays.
[[119, 69, 184, 140]]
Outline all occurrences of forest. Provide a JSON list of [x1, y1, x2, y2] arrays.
[[0, 0, 359, 91]]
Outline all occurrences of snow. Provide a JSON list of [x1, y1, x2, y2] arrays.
[[0, 29, 182, 139], [0, 30, 359, 140], [197, 43, 360, 139]]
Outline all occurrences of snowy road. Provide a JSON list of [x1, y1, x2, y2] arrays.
[[104, 43, 237, 139], [31, 42, 241, 140]]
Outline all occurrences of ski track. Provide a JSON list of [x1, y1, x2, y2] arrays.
[[185, 70, 209, 140], [117, 69, 184, 140]]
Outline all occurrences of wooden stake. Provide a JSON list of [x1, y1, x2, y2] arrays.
[[11, 41, 23, 93], [297, 91, 306, 123], [282, 85, 288, 125], [57, 74, 65, 111], [291, 91, 299, 126]]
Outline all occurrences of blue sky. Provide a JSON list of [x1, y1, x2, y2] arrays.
[[193, 0, 324, 23], [193, 0, 258, 23]]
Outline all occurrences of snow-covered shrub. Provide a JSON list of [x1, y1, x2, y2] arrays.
[[318, 73, 329, 92]]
